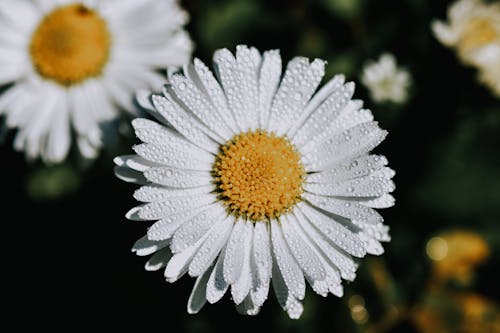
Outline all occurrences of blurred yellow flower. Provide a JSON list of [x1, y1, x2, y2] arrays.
[[413, 292, 500, 333], [426, 230, 489, 285]]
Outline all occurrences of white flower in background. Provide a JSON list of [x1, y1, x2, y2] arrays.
[[361, 53, 412, 104], [432, 0, 500, 97], [0, 0, 192, 163], [116, 45, 395, 318]]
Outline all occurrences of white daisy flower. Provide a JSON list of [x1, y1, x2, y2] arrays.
[[116, 45, 395, 318], [0, 0, 192, 163], [432, 0, 500, 97], [360, 53, 412, 104]]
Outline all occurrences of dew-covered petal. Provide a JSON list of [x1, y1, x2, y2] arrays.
[[188, 215, 234, 277], [187, 267, 211, 314], [144, 167, 211, 188], [223, 218, 248, 284], [151, 94, 219, 153], [138, 194, 216, 220], [132, 236, 169, 257], [297, 202, 366, 257], [268, 57, 325, 136], [192, 58, 238, 133], [294, 205, 358, 280], [145, 247, 172, 271], [169, 74, 233, 140], [252, 222, 272, 283], [147, 204, 213, 241], [164, 236, 206, 283], [271, 262, 304, 319], [304, 168, 395, 198], [304, 193, 383, 224], [270, 219, 305, 300], [360, 194, 395, 208], [171, 204, 226, 253], [231, 224, 253, 305], [280, 214, 326, 281], [302, 122, 388, 171], [258, 49, 281, 129], [306, 155, 388, 184], [133, 142, 214, 171], [291, 81, 354, 147], [212, 48, 250, 131], [133, 185, 215, 203], [236, 295, 260, 316], [206, 247, 228, 304]]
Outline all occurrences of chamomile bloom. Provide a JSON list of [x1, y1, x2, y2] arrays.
[[361, 53, 412, 104], [432, 0, 500, 97], [0, 0, 192, 163], [116, 45, 395, 318]]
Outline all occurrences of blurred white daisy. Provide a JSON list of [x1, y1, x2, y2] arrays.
[[0, 0, 192, 163], [361, 53, 412, 104], [116, 45, 395, 318], [432, 0, 500, 97]]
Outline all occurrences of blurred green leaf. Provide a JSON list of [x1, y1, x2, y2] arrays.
[[26, 164, 81, 200]]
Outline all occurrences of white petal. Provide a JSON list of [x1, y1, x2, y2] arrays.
[[268, 57, 325, 136], [132, 236, 169, 256], [131, 118, 215, 161], [361, 194, 395, 208], [171, 204, 226, 253], [134, 185, 215, 203], [271, 262, 304, 319], [306, 155, 388, 184], [114, 166, 147, 184], [258, 50, 282, 128], [270, 219, 305, 300], [212, 48, 249, 131], [138, 194, 216, 220], [206, 247, 229, 304], [151, 94, 219, 153], [280, 215, 326, 281], [252, 222, 272, 283], [147, 204, 214, 241], [304, 168, 395, 198], [352, 220, 391, 242], [234, 45, 261, 130], [133, 143, 214, 171], [114, 154, 158, 172], [302, 122, 387, 171], [188, 215, 234, 277], [145, 247, 172, 271], [297, 202, 366, 257], [236, 296, 260, 316], [144, 167, 211, 188], [294, 205, 358, 281], [357, 232, 385, 255], [192, 58, 238, 133], [187, 268, 211, 314], [164, 236, 206, 283], [292, 74, 346, 133], [169, 74, 233, 140], [231, 222, 253, 304], [291, 80, 353, 147], [223, 218, 248, 284], [304, 193, 383, 225]]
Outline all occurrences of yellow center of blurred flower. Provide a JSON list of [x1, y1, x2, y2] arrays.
[[213, 131, 305, 222], [30, 3, 111, 86], [460, 18, 498, 52]]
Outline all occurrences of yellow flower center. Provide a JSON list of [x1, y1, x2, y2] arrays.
[[213, 131, 305, 222], [30, 3, 111, 86], [460, 18, 498, 52]]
